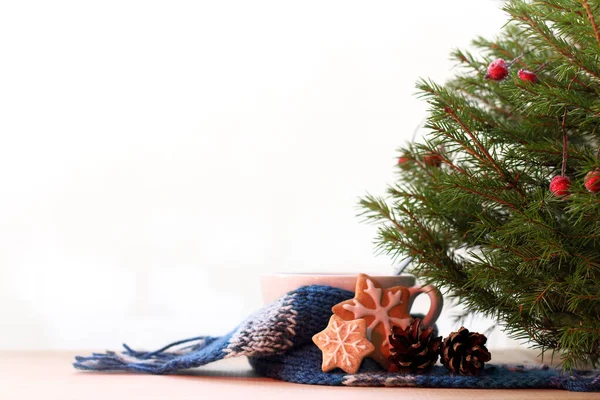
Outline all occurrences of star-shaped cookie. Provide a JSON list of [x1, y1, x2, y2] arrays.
[[332, 273, 412, 368], [312, 315, 374, 374]]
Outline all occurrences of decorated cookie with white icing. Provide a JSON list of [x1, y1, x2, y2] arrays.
[[312, 315, 374, 374], [332, 273, 412, 369]]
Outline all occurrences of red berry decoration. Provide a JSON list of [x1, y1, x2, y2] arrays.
[[485, 59, 509, 81], [550, 175, 571, 197], [398, 155, 412, 169], [423, 153, 442, 167], [584, 169, 600, 193], [518, 69, 537, 83]]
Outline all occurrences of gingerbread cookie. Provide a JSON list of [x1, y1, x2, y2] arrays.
[[332, 273, 412, 369], [312, 315, 374, 374]]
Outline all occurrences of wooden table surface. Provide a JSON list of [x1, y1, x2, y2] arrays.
[[1, 351, 598, 399]]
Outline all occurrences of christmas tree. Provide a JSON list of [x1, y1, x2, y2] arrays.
[[361, 0, 600, 370]]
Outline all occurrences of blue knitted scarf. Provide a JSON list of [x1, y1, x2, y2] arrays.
[[74, 285, 600, 392]]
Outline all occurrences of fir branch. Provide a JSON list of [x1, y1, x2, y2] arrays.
[[453, 182, 518, 211], [438, 152, 469, 175], [534, 61, 550, 73], [512, 12, 600, 81], [581, 0, 600, 49], [537, 0, 583, 16], [412, 156, 436, 179], [429, 123, 489, 166], [454, 86, 515, 119], [444, 106, 525, 196]]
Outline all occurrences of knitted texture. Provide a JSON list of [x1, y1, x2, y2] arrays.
[[73, 285, 600, 392]]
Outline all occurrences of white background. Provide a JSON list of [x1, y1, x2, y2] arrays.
[[0, 0, 519, 350]]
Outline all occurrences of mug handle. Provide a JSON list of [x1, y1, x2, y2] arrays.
[[407, 285, 443, 328]]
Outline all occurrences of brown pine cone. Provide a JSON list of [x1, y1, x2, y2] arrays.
[[388, 318, 442, 374], [441, 327, 491, 376]]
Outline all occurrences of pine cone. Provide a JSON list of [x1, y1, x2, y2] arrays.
[[388, 318, 442, 374], [441, 327, 491, 376]]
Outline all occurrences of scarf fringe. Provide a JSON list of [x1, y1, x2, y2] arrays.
[[73, 336, 218, 373]]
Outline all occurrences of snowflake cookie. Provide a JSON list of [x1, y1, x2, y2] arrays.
[[312, 315, 375, 374], [332, 273, 413, 369]]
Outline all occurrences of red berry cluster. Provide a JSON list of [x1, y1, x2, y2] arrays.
[[549, 170, 600, 197], [397, 155, 412, 170], [485, 58, 538, 83], [397, 152, 442, 169], [585, 170, 600, 193], [518, 69, 537, 83], [423, 153, 442, 167], [486, 59, 509, 81], [550, 175, 571, 197]]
